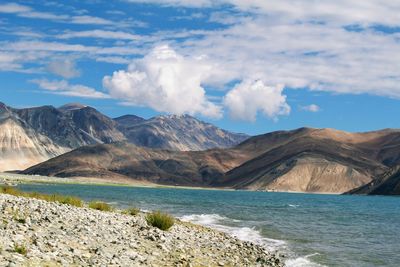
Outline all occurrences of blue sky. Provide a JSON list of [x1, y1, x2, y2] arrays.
[[0, 0, 399, 135]]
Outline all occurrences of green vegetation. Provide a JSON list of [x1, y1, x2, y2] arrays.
[[146, 211, 174, 231], [12, 209, 26, 224], [122, 207, 140, 216], [0, 186, 83, 207], [0, 187, 177, 231], [88, 201, 113, 211], [14, 244, 27, 255]]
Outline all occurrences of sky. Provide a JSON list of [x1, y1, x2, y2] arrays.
[[0, 0, 399, 135]]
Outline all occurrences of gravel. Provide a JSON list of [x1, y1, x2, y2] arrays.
[[0, 194, 283, 266]]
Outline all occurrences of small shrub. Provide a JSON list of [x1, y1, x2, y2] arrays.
[[89, 201, 113, 211], [14, 244, 27, 255], [146, 211, 174, 231], [123, 207, 140, 216], [12, 209, 26, 224]]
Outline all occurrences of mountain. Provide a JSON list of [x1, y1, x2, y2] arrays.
[[0, 103, 68, 171], [114, 114, 249, 151], [217, 128, 397, 193], [15, 104, 126, 148], [348, 166, 400, 195], [23, 127, 400, 194], [0, 102, 248, 171], [0, 102, 125, 171], [114, 114, 146, 127]]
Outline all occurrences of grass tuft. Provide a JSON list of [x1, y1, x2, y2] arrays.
[[122, 207, 140, 216], [14, 244, 27, 255], [0, 186, 83, 207], [146, 211, 174, 231], [88, 201, 113, 211]]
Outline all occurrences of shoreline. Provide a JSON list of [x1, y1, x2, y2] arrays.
[[0, 193, 283, 266], [1, 173, 344, 195], [0, 172, 236, 192]]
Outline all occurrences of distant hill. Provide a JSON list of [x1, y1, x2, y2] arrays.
[[0, 102, 248, 171], [23, 127, 400, 194]]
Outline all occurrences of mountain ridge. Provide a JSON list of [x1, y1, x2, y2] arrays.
[[0, 102, 249, 171], [23, 127, 400, 194]]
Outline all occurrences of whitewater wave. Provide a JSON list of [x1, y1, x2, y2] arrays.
[[179, 213, 326, 267], [286, 253, 325, 267], [180, 214, 285, 250]]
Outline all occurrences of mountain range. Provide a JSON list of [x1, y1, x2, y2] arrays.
[[1, 101, 399, 195], [23, 126, 400, 195], [0, 102, 248, 171]]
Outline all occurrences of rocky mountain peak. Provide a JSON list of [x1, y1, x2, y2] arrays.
[[58, 103, 88, 112]]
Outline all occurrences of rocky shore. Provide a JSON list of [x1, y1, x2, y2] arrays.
[[0, 194, 283, 266]]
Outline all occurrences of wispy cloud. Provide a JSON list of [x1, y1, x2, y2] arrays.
[[31, 78, 109, 99], [47, 59, 80, 79], [58, 30, 140, 40], [0, 3, 114, 25], [300, 104, 320, 113]]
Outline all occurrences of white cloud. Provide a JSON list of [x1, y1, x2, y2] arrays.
[[301, 104, 320, 112], [70, 15, 114, 25], [103, 45, 222, 118], [126, 0, 400, 26], [0, 3, 31, 13], [47, 59, 80, 79], [95, 56, 130, 64], [0, 3, 114, 25], [58, 30, 140, 40], [120, 1, 400, 100], [223, 80, 290, 121], [178, 17, 400, 98], [31, 79, 109, 99]]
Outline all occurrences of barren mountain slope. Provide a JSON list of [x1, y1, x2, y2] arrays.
[[348, 165, 400, 195], [116, 114, 249, 151], [23, 142, 247, 186], [0, 104, 68, 171], [217, 128, 400, 193], [23, 127, 400, 193]]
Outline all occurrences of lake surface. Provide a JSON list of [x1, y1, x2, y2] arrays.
[[17, 183, 400, 267]]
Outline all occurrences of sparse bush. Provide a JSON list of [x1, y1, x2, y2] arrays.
[[146, 211, 174, 231], [88, 201, 113, 211], [14, 244, 27, 255], [123, 207, 140, 216], [12, 209, 27, 224], [54, 195, 83, 207]]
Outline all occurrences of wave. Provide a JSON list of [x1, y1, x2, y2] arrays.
[[286, 253, 325, 267], [180, 213, 326, 267]]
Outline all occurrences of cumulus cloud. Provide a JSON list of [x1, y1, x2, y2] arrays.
[[31, 79, 109, 99], [301, 104, 320, 112], [123, 0, 400, 100], [103, 45, 222, 118], [223, 80, 290, 121], [47, 59, 80, 79]]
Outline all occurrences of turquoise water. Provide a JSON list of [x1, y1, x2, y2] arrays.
[[17, 184, 400, 267]]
